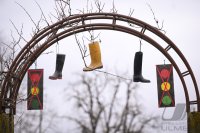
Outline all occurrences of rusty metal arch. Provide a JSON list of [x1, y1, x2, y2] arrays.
[[0, 12, 199, 114]]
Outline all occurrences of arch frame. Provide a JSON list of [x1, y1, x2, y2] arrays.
[[0, 12, 199, 114]]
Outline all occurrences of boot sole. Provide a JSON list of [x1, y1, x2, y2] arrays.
[[49, 77, 62, 80], [133, 78, 150, 83], [49, 77, 57, 80], [83, 66, 103, 72]]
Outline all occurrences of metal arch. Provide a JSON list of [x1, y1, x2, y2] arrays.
[[10, 24, 191, 112], [0, 12, 199, 114]]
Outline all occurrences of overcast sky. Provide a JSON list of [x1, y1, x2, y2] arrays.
[[1, 0, 200, 132]]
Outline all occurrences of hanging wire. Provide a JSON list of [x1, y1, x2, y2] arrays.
[[16, 92, 31, 104], [56, 40, 60, 54], [93, 69, 132, 81], [35, 60, 37, 69], [139, 39, 142, 51]]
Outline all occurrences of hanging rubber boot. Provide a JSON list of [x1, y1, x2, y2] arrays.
[[83, 41, 103, 71], [133, 51, 150, 83], [49, 54, 65, 80]]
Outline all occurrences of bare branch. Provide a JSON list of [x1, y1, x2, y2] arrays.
[[74, 34, 88, 67], [95, 0, 105, 13], [111, 0, 118, 13], [127, 9, 141, 29], [15, 2, 38, 31], [104, 78, 120, 132], [1, 41, 13, 50], [129, 8, 134, 17], [14, 111, 25, 126], [60, 115, 92, 132], [34, 0, 50, 26], [55, 0, 72, 18], [10, 20, 27, 44], [147, 3, 166, 33], [86, 0, 89, 13]]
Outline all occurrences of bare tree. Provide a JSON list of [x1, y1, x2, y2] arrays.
[[0, 28, 23, 90], [0, 33, 4, 81], [62, 72, 159, 133]]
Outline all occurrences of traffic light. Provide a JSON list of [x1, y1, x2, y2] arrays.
[[27, 69, 43, 110], [156, 64, 175, 107]]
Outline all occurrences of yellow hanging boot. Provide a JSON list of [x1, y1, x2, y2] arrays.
[[83, 41, 103, 71]]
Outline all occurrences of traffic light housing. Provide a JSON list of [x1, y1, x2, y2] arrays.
[[156, 64, 175, 107], [27, 69, 43, 110]]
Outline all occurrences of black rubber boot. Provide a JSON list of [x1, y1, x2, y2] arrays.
[[133, 51, 150, 83], [49, 54, 65, 80]]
